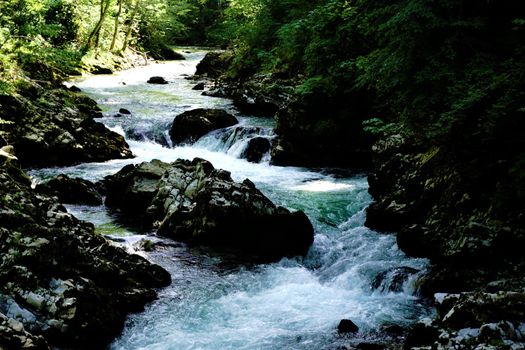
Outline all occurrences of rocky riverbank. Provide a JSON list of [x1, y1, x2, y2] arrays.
[[0, 79, 132, 168], [365, 134, 525, 349], [0, 153, 170, 349]]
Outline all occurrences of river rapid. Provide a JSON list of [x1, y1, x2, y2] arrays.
[[30, 50, 430, 350]]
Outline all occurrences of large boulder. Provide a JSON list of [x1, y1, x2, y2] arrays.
[[243, 137, 271, 163], [147, 76, 168, 85], [35, 174, 103, 206], [169, 109, 238, 145], [104, 158, 314, 259], [0, 86, 133, 168], [0, 160, 170, 349], [194, 51, 233, 79]]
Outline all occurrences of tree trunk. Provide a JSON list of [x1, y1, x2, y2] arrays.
[[87, 0, 111, 49], [122, 0, 141, 52], [110, 0, 123, 51]]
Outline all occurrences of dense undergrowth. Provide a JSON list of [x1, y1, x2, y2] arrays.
[[205, 0, 525, 203]]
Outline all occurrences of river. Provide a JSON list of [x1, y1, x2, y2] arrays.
[[29, 50, 430, 350]]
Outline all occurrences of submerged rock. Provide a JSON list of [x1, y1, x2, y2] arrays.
[[0, 159, 170, 349], [119, 108, 132, 115], [169, 108, 238, 145], [104, 158, 314, 259], [337, 319, 359, 334], [192, 82, 205, 90], [35, 174, 103, 206], [0, 87, 133, 168], [243, 137, 271, 163], [371, 266, 419, 293]]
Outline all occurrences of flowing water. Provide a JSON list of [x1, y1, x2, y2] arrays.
[[30, 49, 431, 349]]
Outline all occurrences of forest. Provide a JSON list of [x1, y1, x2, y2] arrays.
[[1, 0, 525, 349]]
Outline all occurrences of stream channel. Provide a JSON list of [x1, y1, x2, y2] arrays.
[[30, 50, 431, 350]]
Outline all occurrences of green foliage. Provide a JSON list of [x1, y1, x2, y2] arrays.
[[362, 118, 401, 136]]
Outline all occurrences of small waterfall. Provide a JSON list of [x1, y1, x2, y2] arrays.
[[195, 125, 275, 160]]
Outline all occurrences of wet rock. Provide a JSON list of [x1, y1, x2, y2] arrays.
[[371, 266, 419, 293], [90, 65, 113, 75], [243, 137, 271, 163], [337, 319, 359, 334], [192, 82, 206, 90], [35, 174, 102, 206], [194, 51, 233, 78], [104, 158, 314, 260], [0, 89, 133, 168], [104, 159, 172, 218], [147, 76, 168, 85], [169, 108, 238, 145], [119, 108, 131, 115], [356, 343, 385, 350], [0, 161, 170, 348], [125, 128, 170, 148], [68, 85, 81, 92]]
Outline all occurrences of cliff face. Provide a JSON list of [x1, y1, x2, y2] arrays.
[[365, 133, 525, 348], [366, 133, 525, 293]]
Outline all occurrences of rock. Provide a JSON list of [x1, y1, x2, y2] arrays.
[[119, 108, 131, 115], [437, 292, 525, 329], [0, 88, 133, 168], [0, 312, 50, 349], [192, 82, 206, 90], [68, 85, 81, 92], [104, 159, 172, 217], [403, 319, 439, 349], [0, 161, 171, 349], [0, 146, 17, 162], [147, 76, 168, 85], [194, 51, 233, 78], [402, 292, 525, 349], [366, 132, 525, 294], [90, 65, 113, 75], [243, 137, 271, 163], [337, 319, 359, 334], [169, 109, 238, 145], [381, 324, 406, 336], [125, 127, 170, 148], [35, 174, 103, 206], [154, 45, 185, 61], [371, 266, 419, 293], [104, 158, 314, 260]]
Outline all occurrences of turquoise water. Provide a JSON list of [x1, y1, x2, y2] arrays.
[[30, 51, 430, 350]]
